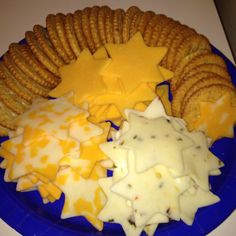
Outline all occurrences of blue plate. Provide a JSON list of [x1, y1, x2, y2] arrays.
[[0, 46, 235, 236]]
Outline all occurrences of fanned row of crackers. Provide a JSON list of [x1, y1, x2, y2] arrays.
[[0, 5, 235, 136]]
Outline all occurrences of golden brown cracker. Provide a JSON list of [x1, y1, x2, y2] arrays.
[[0, 100, 17, 130], [137, 10, 155, 36], [112, 8, 125, 44], [55, 13, 76, 61], [18, 44, 60, 87], [129, 10, 143, 38], [25, 30, 59, 76], [181, 75, 234, 115], [149, 14, 171, 47], [81, 7, 96, 53], [98, 6, 111, 45], [9, 43, 55, 89], [105, 7, 114, 44], [122, 6, 141, 43], [173, 34, 211, 70], [89, 6, 102, 50], [0, 79, 29, 115], [46, 14, 71, 63], [171, 49, 209, 91], [179, 53, 227, 86], [73, 10, 88, 50], [182, 85, 236, 130], [166, 25, 197, 70], [3, 52, 50, 97], [0, 61, 35, 102], [65, 13, 81, 58], [172, 72, 231, 117], [186, 63, 231, 81], [33, 24, 64, 67]]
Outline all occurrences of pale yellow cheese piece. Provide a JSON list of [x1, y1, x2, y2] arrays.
[[54, 165, 106, 230], [156, 85, 172, 115]]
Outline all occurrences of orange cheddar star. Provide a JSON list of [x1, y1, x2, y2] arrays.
[[102, 32, 170, 93], [194, 94, 236, 141], [49, 49, 111, 104]]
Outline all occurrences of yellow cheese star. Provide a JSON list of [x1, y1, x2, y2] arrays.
[[91, 83, 157, 118], [102, 32, 169, 93], [49, 48, 111, 104], [194, 94, 236, 141]]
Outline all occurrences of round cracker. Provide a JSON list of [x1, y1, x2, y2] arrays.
[[55, 13, 76, 61], [9, 43, 55, 89], [137, 10, 155, 36], [185, 63, 231, 81], [81, 7, 96, 53], [149, 14, 171, 47], [171, 49, 210, 91], [173, 34, 211, 70], [98, 6, 111, 45], [18, 44, 60, 87], [89, 6, 102, 50], [33, 24, 64, 67], [0, 100, 17, 130], [46, 14, 71, 63], [3, 52, 50, 97], [182, 85, 236, 130], [122, 6, 141, 43], [179, 53, 227, 82], [172, 72, 232, 117], [0, 61, 35, 102], [25, 30, 59, 76], [0, 79, 29, 115], [73, 10, 88, 50], [65, 13, 81, 58], [105, 7, 114, 44], [112, 8, 125, 44], [129, 10, 143, 38], [166, 25, 197, 70]]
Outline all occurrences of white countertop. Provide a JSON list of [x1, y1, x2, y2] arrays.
[[0, 0, 235, 235]]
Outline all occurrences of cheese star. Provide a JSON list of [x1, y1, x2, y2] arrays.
[[49, 48, 111, 104], [194, 94, 236, 141], [179, 180, 220, 225], [182, 131, 223, 190], [111, 151, 190, 226], [119, 114, 193, 173], [102, 32, 170, 93], [54, 165, 106, 231], [60, 123, 111, 178], [93, 83, 157, 117]]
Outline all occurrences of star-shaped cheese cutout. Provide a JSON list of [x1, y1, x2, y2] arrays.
[[2, 134, 79, 181], [119, 113, 193, 173], [49, 48, 111, 104], [102, 32, 170, 93], [179, 180, 220, 225], [194, 94, 236, 141], [60, 122, 110, 178], [92, 82, 157, 117], [111, 151, 190, 226], [54, 165, 106, 231], [182, 131, 223, 190], [98, 177, 168, 236]]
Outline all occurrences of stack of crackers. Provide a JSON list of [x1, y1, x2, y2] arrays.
[[0, 5, 235, 136]]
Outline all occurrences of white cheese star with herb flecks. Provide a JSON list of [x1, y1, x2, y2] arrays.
[[111, 151, 190, 226]]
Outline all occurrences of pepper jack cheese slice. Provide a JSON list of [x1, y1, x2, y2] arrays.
[[194, 94, 236, 141]]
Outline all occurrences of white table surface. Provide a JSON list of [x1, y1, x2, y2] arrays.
[[0, 0, 235, 235]]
